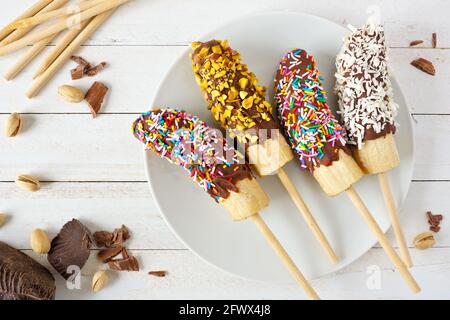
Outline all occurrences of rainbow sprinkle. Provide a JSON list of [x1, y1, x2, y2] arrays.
[[132, 109, 248, 202], [275, 49, 347, 171]]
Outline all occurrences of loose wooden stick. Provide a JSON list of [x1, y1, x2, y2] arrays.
[[250, 214, 320, 300], [346, 186, 420, 293], [4, 0, 74, 80], [33, 19, 91, 79], [0, 0, 130, 56], [0, 0, 69, 47], [378, 172, 413, 267], [4, 32, 59, 80], [277, 168, 338, 264], [0, 0, 53, 41], [8, 0, 108, 30], [27, 9, 115, 98]]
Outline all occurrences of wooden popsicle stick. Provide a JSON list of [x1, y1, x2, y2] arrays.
[[346, 186, 420, 293], [33, 19, 91, 79], [0, 0, 69, 47], [8, 0, 108, 30], [277, 167, 338, 264], [0, 0, 130, 56], [0, 0, 54, 41], [378, 172, 413, 267], [250, 214, 320, 300], [27, 10, 115, 98]]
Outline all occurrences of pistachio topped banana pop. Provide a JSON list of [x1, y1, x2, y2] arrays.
[[132, 108, 268, 220], [335, 22, 399, 173], [191, 41, 340, 265], [335, 22, 411, 267], [275, 49, 363, 196], [191, 40, 294, 175]]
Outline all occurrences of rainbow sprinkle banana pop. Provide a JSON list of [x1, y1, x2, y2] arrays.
[[132, 108, 268, 220], [335, 22, 400, 174], [132, 109, 321, 299], [191, 40, 294, 175], [275, 49, 363, 196]]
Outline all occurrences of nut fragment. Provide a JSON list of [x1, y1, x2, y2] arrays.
[[31, 229, 51, 254], [58, 85, 85, 103], [92, 270, 108, 292], [0, 213, 7, 227], [4, 112, 22, 137], [15, 174, 40, 192], [413, 232, 436, 250]]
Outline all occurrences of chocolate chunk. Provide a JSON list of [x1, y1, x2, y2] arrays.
[[108, 249, 139, 272], [47, 219, 93, 280], [410, 58, 436, 76], [86, 62, 107, 77], [71, 65, 85, 80], [0, 242, 55, 300], [85, 81, 109, 118], [427, 211, 444, 233], [148, 271, 167, 277], [94, 231, 114, 247], [98, 246, 123, 263], [71, 55, 91, 68], [409, 40, 423, 47], [94, 225, 130, 248], [430, 225, 441, 233]]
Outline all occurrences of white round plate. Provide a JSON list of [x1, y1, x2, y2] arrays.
[[145, 12, 414, 282]]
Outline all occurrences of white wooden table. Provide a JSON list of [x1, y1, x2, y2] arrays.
[[0, 0, 449, 300]]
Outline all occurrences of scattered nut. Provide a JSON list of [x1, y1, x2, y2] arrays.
[[92, 270, 108, 292], [413, 232, 436, 250], [4, 112, 22, 137], [0, 213, 7, 227], [30, 229, 51, 254], [15, 175, 40, 192], [58, 85, 85, 103]]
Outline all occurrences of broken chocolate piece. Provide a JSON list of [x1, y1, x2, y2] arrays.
[[94, 225, 130, 248], [98, 246, 123, 263], [148, 271, 167, 277], [85, 81, 109, 118], [71, 55, 91, 68], [432, 32, 437, 48], [70, 56, 107, 80], [94, 231, 114, 247], [427, 211, 444, 233], [409, 40, 423, 47], [47, 219, 93, 280], [410, 58, 436, 76], [71, 65, 85, 80], [108, 249, 139, 272], [86, 62, 107, 77], [0, 241, 55, 300]]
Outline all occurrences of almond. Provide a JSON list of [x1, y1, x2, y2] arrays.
[[30, 229, 51, 254]]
